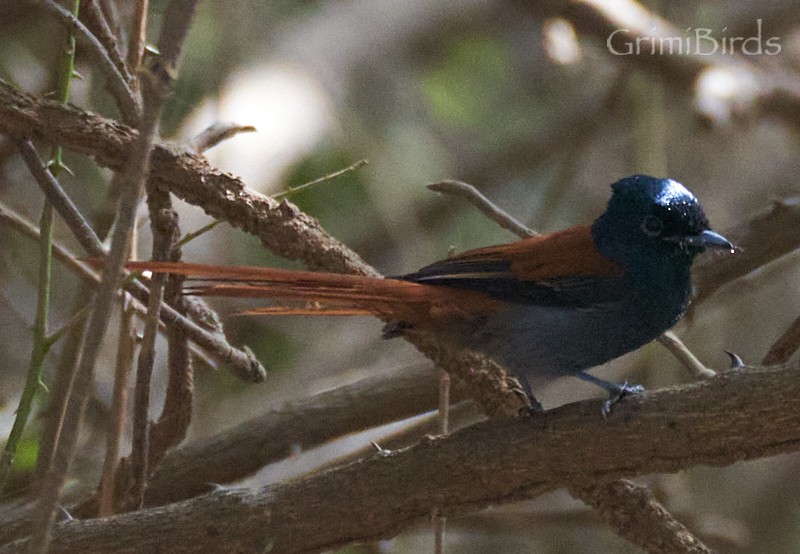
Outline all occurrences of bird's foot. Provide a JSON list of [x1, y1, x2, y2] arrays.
[[512, 377, 544, 417], [518, 396, 545, 417], [601, 381, 645, 419]]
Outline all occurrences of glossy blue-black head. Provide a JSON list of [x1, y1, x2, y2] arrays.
[[591, 175, 733, 270]]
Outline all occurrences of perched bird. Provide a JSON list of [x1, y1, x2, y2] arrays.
[[127, 175, 733, 413]]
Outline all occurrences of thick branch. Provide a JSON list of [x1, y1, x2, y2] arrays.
[[573, 480, 711, 554], [62, 363, 466, 518], [3, 362, 799, 554]]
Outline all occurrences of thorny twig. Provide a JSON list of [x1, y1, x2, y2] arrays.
[[16, 139, 265, 381], [37, 0, 139, 122]]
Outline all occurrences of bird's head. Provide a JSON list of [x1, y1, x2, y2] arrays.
[[591, 175, 733, 270]]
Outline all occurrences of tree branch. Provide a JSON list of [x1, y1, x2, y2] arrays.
[[692, 197, 800, 305], [36, 0, 139, 123], [14, 137, 265, 382], [2, 361, 799, 554], [0, 78, 374, 275], [70, 362, 468, 512], [573, 480, 712, 554]]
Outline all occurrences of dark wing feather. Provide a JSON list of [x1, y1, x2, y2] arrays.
[[398, 225, 627, 309]]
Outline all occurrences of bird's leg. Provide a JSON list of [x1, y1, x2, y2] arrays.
[[575, 372, 645, 418], [516, 374, 544, 416]]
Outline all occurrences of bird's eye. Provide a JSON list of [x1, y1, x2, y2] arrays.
[[641, 215, 664, 237]]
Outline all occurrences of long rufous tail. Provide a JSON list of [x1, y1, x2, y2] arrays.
[[122, 261, 500, 324]]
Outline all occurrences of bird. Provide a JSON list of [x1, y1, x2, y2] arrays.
[[125, 174, 733, 414]]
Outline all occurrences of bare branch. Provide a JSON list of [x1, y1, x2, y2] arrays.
[[122, 0, 200, 511], [97, 297, 135, 516], [146, 275, 193, 477], [0, 78, 375, 275], [188, 122, 256, 153], [427, 180, 537, 238], [27, 0, 200, 543], [573, 480, 712, 553], [692, 197, 800, 305], [17, 139, 104, 257], [81, 0, 134, 87], [14, 138, 264, 382], [142, 363, 464, 508], [763, 312, 800, 365], [274, 159, 368, 199], [126, 0, 149, 74], [657, 331, 716, 380], [3, 361, 799, 554], [36, 0, 139, 123]]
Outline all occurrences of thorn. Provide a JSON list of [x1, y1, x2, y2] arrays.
[[47, 159, 74, 176], [724, 350, 745, 368], [38, 380, 50, 394], [56, 504, 74, 522], [71, 70, 84, 80], [421, 434, 438, 445], [370, 441, 392, 457], [208, 483, 228, 493]]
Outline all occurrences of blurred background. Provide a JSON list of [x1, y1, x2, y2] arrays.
[[1, 0, 800, 552]]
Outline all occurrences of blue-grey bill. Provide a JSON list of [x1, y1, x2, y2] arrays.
[[683, 229, 734, 250]]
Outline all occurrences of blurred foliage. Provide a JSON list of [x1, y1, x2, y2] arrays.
[[423, 35, 513, 128]]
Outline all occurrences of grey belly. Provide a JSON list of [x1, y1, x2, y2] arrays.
[[460, 301, 674, 383]]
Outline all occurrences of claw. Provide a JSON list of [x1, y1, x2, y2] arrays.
[[601, 381, 645, 419]]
